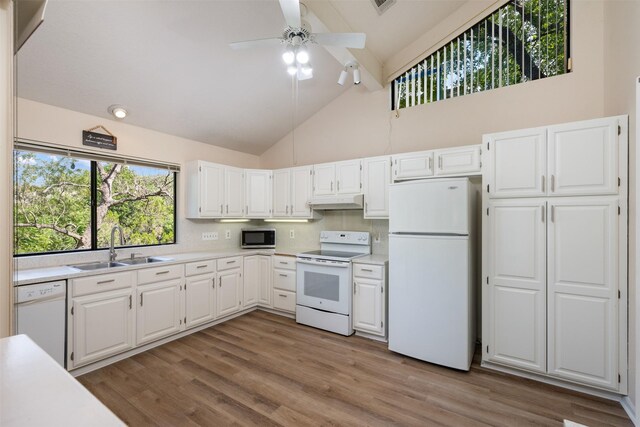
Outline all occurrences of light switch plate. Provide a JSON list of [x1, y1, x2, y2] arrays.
[[289, 229, 295, 239]]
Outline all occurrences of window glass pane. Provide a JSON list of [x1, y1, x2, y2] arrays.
[[96, 163, 175, 248], [14, 150, 92, 254]]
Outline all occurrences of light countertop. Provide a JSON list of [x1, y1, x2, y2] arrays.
[[353, 254, 389, 265], [0, 335, 124, 426]]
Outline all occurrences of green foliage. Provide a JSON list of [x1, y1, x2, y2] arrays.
[[395, 0, 567, 109]]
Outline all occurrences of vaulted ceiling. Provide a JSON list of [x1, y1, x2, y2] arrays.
[[17, 0, 466, 155]]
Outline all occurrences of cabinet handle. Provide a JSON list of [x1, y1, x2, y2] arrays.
[[354, 282, 357, 294], [279, 273, 288, 277], [140, 293, 143, 307], [541, 175, 545, 192], [551, 175, 555, 192], [279, 294, 287, 298], [429, 157, 433, 170], [337, 181, 340, 191], [438, 156, 442, 169], [331, 181, 333, 191], [290, 205, 293, 214], [551, 205, 555, 222], [196, 265, 207, 269], [212, 278, 215, 289], [246, 205, 248, 215], [226, 204, 229, 214], [286, 205, 289, 214], [219, 278, 222, 288], [361, 268, 373, 272], [129, 295, 132, 309], [155, 270, 170, 275], [365, 202, 368, 213], [97, 279, 115, 285], [279, 261, 288, 265], [226, 260, 236, 264], [541, 205, 545, 222]]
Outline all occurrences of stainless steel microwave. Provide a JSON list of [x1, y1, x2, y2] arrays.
[[241, 228, 276, 249]]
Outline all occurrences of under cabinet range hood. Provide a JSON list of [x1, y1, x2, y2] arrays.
[[308, 194, 364, 210]]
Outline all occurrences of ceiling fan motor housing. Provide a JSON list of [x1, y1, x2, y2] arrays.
[[283, 20, 312, 46]]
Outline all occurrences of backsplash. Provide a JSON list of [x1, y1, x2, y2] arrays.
[[14, 211, 388, 271]]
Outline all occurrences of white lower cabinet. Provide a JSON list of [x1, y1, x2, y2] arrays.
[[71, 287, 134, 368], [353, 262, 387, 337], [217, 259, 243, 317], [272, 255, 296, 313], [136, 279, 183, 346], [244, 255, 271, 308], [185, 273, 216, 328]]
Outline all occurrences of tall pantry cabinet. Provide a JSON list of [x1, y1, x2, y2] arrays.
[[482, 115, 628, 394]]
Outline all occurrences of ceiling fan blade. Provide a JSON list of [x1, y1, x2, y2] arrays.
[[313, 32, 366, 49], [279, 0, 301, 28], [229, 37, 283, 50]]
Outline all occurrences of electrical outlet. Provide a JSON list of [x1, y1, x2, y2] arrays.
[[225, 230, 231, 239], [289, 229, 295, 239], [374, 233, 381, 243], [202, 232, 218, 241]]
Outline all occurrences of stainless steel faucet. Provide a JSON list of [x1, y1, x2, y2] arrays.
[[109, 226, 125, 262]]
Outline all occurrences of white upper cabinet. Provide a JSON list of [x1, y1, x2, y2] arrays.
[[313, 163, 335, 196], [272, 169, 291, 217], [224, 167, 245, 217], [335, 159, 362, 194], [486, 127, 547, 198], [291, 166, 313, 217], [547, 197, 619, 390], [186, 161, 224, 218], [245, 169, 272, 218], [487, 199, 547, 373], [363, 156, 391, 219], [392, 151, 434, 181], [313, 160, 362, 197], [435, 146, 481, 176], [547, 117, 620, 196]]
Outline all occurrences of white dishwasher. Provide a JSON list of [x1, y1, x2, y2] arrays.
[[15, 281, 66, 367]]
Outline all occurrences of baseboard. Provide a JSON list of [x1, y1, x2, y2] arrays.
[[256, 306, 295, 319], [354, 330, 387, 342], [621, 396, 638, 426]]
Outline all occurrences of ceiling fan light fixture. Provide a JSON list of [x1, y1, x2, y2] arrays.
[[108, 104, 127, 119], [296, 48, 309, 64], [287, 65, 298, 76], [300, 63, 312, 76], [282, 49, 295, 65]]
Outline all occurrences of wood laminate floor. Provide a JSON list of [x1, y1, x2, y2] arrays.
[[79, 311, 632, 426]]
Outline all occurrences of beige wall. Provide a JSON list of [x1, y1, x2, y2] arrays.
[[603, 0, 640, 415], [0, 0, 13, 338], [260, 1, 606, 170]]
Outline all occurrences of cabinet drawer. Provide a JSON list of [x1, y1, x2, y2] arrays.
[[72, 271, 135, 297], [217, 256, 243, 271], [353, 264, 383, 280], [273, 290, 296, 312], [185, 260, 216, 277], [137, 264, 183, 285], [273, 255, 296, 270], [273, 269, 296, 292]]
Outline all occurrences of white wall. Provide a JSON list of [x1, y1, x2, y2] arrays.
[[260, 0, 606, 169], [603, 0, 640, 418], [0, 0, 14, 338], [15, 99, 263, 269]]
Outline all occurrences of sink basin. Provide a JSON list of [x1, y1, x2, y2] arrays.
[[119, 256, 173, 265], [70, 261, 127, 271]]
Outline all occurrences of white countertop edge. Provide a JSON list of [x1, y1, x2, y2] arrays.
[[353, 255, 389, 265]]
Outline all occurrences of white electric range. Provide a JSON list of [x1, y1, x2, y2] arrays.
[[296, 231, 371, 336]]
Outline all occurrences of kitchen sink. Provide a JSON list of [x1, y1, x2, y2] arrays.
[[119, 256, 173, 265], [69, 261, 128, 271]]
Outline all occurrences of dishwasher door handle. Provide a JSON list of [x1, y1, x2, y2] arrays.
[[16, 295, 65, 306]]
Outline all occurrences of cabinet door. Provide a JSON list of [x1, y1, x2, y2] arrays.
[[200, 162, 224, 217], [435, 145, 481, 176], [392, 151, 434, 181], [224, 167, 245, 217], [185, 274, 216, 328], [136, 280, 182, 346], [363, 156, 391, 219], [245, 170, 272, 218], [547, 117, 619, 196], [487, 128, 547, 198], [273, 169, 291, 217], [243, 256, 259, 308], [258, 255, 273, 307], [291, 166, 313, 217], [335, 160, 362, 194], [218, 268, 242, 317], [487, 199, 546, 373], [313, 163, 335, 196], [547, 198, 618, 390], [72, 288, 134, 367], [353, 277, 383, 335]]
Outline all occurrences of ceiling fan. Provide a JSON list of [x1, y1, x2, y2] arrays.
[[229, 0, 366, 81]]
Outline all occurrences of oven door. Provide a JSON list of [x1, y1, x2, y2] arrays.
[[296, 258, 351, 315]]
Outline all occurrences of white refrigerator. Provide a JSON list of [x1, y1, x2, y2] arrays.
[[388, 178, 476, 371]]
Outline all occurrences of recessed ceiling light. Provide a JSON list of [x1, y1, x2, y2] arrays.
[[108, 105, 127, 119]]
